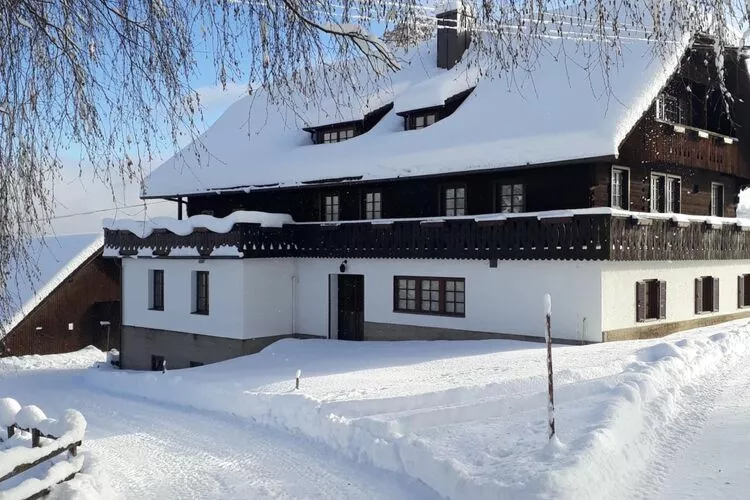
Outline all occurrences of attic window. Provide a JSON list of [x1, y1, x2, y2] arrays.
[[656, 93, 689, 126], [321, 127, 356, 144], [411, 113, 437, 130]]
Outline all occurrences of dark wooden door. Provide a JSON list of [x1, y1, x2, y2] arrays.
[[338, 275, 364, 341]]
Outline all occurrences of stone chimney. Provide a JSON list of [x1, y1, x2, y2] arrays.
[[436, 1, 471, 70]]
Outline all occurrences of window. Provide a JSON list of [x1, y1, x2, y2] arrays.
[[738, 275, 750, 308], [322, 128, 355, 144], [151, 355, 165, 372], [611, 167, 630, 209], [656, 92, 689, 125], [443, 185, 466, 216], [636, 279, 666, 322], [650, 173, 680, 213], [323, 194, 340, 221], [496, 183, 525, 213], [394, 276, 465, 316], [711, 183, 724, 217], [364, 191, 382, 219], [412, 113, 437, 130], [695, 276, 719, 314], [148, 269, 164, 311], [192, 271, 209, 315]]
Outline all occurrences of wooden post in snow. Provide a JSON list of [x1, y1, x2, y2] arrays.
[[544, 293, 555, 440]]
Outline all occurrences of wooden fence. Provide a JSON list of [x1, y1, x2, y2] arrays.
[[0, 400, 85, 500]]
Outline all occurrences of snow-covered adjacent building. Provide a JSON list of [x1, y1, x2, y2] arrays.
[[1, 234, 121, 357], [104, 6, 750, 369]]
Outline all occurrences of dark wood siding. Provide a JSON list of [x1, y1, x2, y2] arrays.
[[187, 163, 597, 221], [591, 163, 743, 217], [1, 253, 121, 357]]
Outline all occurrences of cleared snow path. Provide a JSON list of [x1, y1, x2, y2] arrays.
[[650, 348, 750, 499], [0, 369, 437, 499]]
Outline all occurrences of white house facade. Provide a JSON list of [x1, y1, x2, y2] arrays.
[[104, 5, 750, 369]]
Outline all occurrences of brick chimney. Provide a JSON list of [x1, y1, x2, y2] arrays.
[[436, 1, 471, 70]]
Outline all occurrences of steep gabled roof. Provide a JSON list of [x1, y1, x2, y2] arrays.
[[0, 234, 103, 336], [144, 35, 689, 199]]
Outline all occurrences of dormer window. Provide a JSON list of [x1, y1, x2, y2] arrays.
[[323, 128, 355, 144], [413, 113, 437, 130], [656, 93, 689, 125]]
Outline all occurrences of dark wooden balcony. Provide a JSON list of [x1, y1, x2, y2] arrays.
[[620, 118, 742, 176], [104, 212, 750, 262]]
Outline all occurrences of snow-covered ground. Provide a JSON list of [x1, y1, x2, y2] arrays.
[[2, 320, 750, 499]]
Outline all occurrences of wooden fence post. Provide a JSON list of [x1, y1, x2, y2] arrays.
[[544, 293, 556, 440], [31, 429, 41, 448], [7, 425, 14, 439]]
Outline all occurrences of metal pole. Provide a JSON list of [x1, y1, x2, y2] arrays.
[[544, 293, 555, 440], [106, 324, 111, 352]]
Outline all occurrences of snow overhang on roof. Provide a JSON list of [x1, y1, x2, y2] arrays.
[[144, 31, 689, 199], [0, 234, 103, 337]]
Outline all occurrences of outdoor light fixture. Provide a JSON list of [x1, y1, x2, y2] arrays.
[[339, 259, 348, 273]]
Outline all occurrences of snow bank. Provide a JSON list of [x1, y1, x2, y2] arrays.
[[0, 346, 104, 374], [15, 406, 46, 430], [103, 210, 293, 238], [83, 323, 750, 500]]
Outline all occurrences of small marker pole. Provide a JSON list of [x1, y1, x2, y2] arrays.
[[544, 293, 555, 440], [295, 369, 301, 390]]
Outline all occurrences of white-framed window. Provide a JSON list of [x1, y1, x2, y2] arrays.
[[611, 166, 630, 210], [496, 183, 525, 213], [655, 92, 689, 125], [650, 173, 681, 213], [322, 128, 355, 144], [443, 185, 466, 216], [364, 191, 382, 219], [711, 182, 725, 217], [148, 269, 164, 311], [413, 113, 437, 130], [323, 194, 340, 221]]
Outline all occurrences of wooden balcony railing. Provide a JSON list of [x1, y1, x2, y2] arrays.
[[104, 212, 750, 262], [620, 119, 742, 176]]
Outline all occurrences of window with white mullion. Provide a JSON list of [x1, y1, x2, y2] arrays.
[[711, 183, 724, 217], [611, 167, 629, 210], [650, 173, 680, 214], [364, 191, 382, 219], [498, 183, 525, 213], [324, 194, 340, 221], [444, 186, 466, 216]]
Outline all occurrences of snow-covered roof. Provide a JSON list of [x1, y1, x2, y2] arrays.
[[1, 234, 103, 336], [144, 35, 687, 198]]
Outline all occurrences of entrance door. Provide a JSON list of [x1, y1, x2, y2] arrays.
[[337, 274, 364, 341]]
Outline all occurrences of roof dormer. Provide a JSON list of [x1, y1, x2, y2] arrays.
[[303, 103, 393, 145], [397, 87, 474, 131]]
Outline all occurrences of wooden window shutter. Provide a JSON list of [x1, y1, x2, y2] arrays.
[[636, 281, 647, 322], [739, 275, 746, 309], [695, 278, 703, 314], [712, 277, 720, 312], [658, 280, 667, 319]]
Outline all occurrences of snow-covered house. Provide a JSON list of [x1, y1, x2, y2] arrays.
[[104, 6, 750, 370], [1, 234, 121, 357]]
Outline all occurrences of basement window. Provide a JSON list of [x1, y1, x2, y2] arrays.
[[636, 279, 666, 322], [695, 276, 719, 314]]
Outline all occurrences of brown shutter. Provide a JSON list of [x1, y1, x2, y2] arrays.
[[658, 280, 667, 319], [695, 278, 703, 314], [636, 281, 646, 322], [713, 277, 720, 312], [740, 275, 746, 309]]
